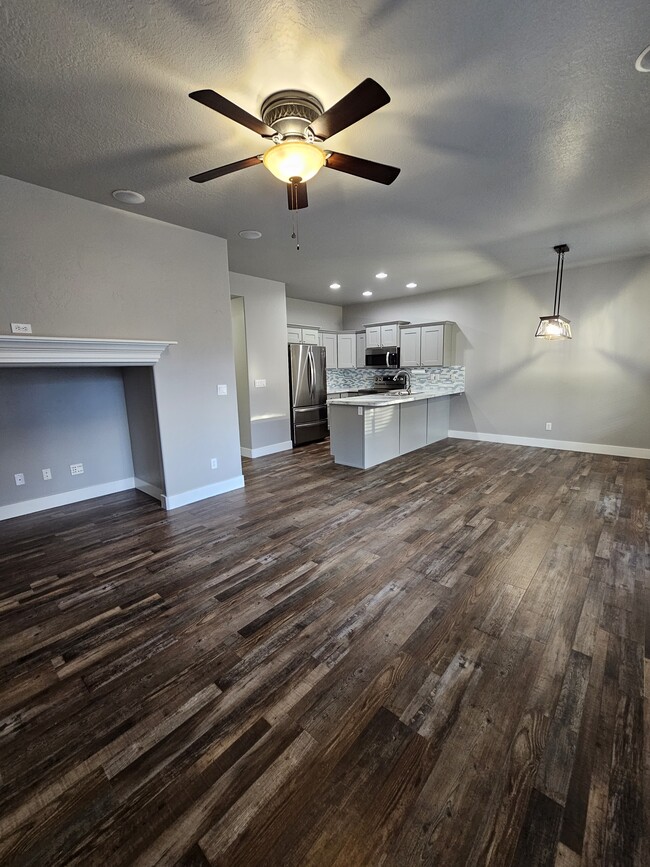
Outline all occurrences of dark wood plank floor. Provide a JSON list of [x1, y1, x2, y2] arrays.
[[0, 438, 647, 866]]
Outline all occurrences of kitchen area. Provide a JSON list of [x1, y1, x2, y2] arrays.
[[286, 315, 465, 468]]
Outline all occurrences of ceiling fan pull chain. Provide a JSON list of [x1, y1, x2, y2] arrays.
[[289, 179, 301, 251]]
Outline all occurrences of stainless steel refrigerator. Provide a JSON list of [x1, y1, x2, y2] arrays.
[[288, 343, 328, 446]]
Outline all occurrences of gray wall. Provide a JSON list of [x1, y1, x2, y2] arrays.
[[230, 296, 252, 451], [0, 175, 243, 506], [230, 272, 292, 452], [0, 368, 133, 506], [286, 297, 343, 331], [344, 255, 650, 450], [122, 367, 164, 492]]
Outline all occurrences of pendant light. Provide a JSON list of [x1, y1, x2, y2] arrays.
[[535, 244, 572, 339]]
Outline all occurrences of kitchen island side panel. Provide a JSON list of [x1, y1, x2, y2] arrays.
[[364, 405, 400, 468], [427, 396, 450, 444], [329, 404, 365, 468]]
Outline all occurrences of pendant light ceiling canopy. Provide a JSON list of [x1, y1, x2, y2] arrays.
[[535, 244, 572, 340]]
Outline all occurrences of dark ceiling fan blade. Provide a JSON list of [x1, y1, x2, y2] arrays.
[[189, 155, 262, 183], [324, 151, 400, 185], [287, 180, 308, 210], [189, 90, 276, 137], [309, 79, 390, 140]]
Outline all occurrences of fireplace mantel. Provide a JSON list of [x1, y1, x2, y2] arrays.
[[0, 335, 177, 366]]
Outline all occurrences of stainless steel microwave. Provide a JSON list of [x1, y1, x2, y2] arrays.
[[365, 346, 400, 368]]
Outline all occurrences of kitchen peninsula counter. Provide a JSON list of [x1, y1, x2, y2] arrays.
[[327, 386, 464, 469]]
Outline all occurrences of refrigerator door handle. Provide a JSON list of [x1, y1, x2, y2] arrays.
[[308, 351, 314, 401], [386, 351, 390, 367]]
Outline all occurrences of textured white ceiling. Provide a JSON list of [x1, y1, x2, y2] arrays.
[[1, 0, 649, 304]]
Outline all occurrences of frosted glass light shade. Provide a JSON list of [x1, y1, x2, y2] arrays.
[[535, 315, 572, 340], [263, 141, 325, 183]]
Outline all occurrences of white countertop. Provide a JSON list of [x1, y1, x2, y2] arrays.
[[327, 385, 464, 407]]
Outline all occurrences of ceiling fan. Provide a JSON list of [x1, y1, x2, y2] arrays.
[[188, 79, 400, 210]]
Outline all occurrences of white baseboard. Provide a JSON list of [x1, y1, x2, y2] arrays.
[[133, 477, 163, 501], [240, 441, 293, 459], [0, 477, 136, 521], [448, 430, 650, 460], [161, 475, 245, 510]]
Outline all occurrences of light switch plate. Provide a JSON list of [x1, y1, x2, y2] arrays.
[[217, 384, 227, 396], [358, 406, 363, 416]]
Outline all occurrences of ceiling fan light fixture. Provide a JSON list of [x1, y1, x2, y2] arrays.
[[262, 141, 325, 184], [535, 243, 572, 340]]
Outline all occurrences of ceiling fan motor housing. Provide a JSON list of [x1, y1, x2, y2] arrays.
[[261, 90, 325, 140]]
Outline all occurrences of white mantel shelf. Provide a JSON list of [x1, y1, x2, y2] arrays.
[[0, 335, 177, 366]]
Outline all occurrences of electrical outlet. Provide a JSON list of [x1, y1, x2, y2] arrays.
[[14, 472, 25, 486], [210, 458, 218, 469], [254, 379, 266, 388], [545, 422, 552, 431], [70, 463, 84, 475], [42, 468, 52, 480], [11, 322, 32, 334], [217, 384, 228, 396]]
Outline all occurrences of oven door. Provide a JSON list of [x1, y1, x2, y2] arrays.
[[365, 347, 400, 368]]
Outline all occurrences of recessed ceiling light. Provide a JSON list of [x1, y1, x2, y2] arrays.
[[375, 272, 388, 279], [635, 44, 650, 72], [112, 189, 145, 205], [406, 282, 417, 289], [238, 229, 262, 240], [329, 282, 341, 289], [362, 290, 373, 297]]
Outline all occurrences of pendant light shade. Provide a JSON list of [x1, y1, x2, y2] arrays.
[[535, 244, 572, 340]]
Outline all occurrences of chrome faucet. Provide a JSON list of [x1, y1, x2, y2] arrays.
[[392, 369, 411, 393]]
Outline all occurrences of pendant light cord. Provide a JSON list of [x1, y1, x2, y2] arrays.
[[556, 249, 564, 316], [553, 248, 562, 317]]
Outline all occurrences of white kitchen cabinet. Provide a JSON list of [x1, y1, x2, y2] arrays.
[[364, 321, 409, 348], [398, 321, 456, 367], [356, 331, 366, 367], [421, 324, 444, 366], [320, 331, 338, 368], [366, 326, 381, 348], [381, 323, 399, 346], [337, 333, 356, 368], [287, 325, 320, 344], [400, 327, 421, 366]]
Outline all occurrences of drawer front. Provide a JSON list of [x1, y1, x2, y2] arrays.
[[293, 406, 328, 425]]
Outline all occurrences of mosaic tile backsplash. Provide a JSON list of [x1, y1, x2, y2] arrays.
[[327, 365, 465, 393]]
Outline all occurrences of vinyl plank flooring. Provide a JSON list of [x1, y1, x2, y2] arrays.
[[0, 438, 646, 865]]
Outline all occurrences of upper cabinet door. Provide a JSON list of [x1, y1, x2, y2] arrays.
[[356, 332, 366, 367], [320, 332, 338, 368], [287, 326, 302, 343], [302, 328, 320, 345], [337, 333, 356, 368], [381, 323, 398, 346], [421, 324, 444, 366], [400, 328, 421, 366], [366, 326, 381, 348]]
